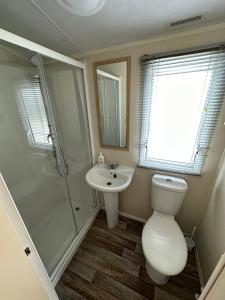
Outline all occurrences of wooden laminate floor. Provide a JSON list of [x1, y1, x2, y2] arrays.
[[56, 210, 201, 300]]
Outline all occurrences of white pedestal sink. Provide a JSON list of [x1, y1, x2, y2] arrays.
[[86, 164, 134, 228]]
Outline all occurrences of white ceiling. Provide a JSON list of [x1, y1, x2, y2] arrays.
[[0, 0, 225, 55]]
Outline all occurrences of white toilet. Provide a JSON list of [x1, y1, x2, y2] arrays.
[[142, 174, 188, 285]]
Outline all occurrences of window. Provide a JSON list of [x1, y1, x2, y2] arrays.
[[139, 48, 225, 174], [17, 76, 52, 150]]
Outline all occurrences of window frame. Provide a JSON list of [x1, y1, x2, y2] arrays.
[[139, 47, 225, 175]]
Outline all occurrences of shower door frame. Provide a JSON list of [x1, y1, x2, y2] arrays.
[[0, 28, 100, 299]]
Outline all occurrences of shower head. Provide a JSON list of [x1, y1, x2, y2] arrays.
[[31, 55, 39, 66]]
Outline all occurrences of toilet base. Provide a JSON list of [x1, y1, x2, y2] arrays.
[[146, 262, 169, 285]]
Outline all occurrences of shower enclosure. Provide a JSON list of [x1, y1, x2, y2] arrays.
[[0, 33, 98, 287]]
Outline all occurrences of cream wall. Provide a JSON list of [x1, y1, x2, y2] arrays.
[[78, 25, 225, 233], [0, 205, 49, 300], [196, 150, 225, 283], [205, 266, 225, 300]]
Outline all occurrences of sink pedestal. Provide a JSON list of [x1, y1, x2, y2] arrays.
[[104, 192, 118, 228]]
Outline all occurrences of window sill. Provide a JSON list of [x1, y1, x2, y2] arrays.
[[136, 164, 202, 177]]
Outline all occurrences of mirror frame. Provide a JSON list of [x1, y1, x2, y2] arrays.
[[93, 56, 131, 150]]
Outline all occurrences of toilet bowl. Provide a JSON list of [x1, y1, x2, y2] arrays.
[[142, 174, 188, 285]]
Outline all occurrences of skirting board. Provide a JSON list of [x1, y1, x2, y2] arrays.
[[101, 205, 147, 223], [194, 239, 205, 289], [118, 211, 147, 223], [51, 203, 101, 286]]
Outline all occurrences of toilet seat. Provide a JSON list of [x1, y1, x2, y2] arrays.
[[142, 212, 187, 276]]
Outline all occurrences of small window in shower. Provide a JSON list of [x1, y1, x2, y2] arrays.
[[17, 75, 52, 150]]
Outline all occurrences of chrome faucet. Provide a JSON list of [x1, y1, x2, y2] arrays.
[[107, 162, 119, 170]]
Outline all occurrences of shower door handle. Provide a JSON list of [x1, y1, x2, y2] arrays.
[[48, 132, 69, 177], [58, 143, 69, 176], [47, 132, 64, 176]]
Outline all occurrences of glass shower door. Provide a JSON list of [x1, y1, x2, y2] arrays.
[[44, 59, 97, 231], [0, 41, 77, 276]]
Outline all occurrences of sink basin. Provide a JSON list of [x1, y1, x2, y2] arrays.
[[86, 164, 134, 228], [86, 164, 134, 193]]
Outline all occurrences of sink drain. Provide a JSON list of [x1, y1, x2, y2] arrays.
[[107, 182, 112, 185]]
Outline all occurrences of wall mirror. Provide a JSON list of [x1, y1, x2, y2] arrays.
[[93, 57, 131, 149]]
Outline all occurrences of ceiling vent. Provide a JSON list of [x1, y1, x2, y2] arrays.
[[170, 15, 203, 28]]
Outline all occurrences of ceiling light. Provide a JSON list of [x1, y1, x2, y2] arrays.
[[57, 0, 106, 16]]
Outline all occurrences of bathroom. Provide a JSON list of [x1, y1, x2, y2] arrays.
[[0, 1, 225, 299]]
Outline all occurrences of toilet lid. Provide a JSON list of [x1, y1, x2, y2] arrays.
[[142, 214, 187, 276]]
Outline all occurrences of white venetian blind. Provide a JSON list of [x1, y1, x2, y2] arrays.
[[17, 76, 52, 148], [139, 48, 225, 174]]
